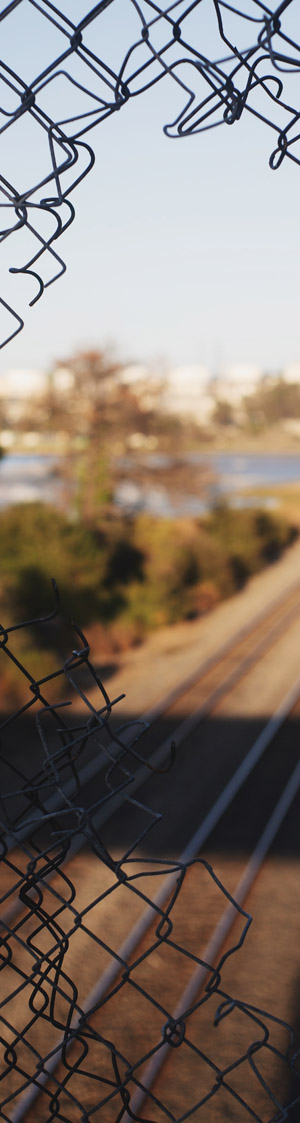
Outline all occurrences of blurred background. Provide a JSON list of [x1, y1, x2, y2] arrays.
[[0, 3, 300, 700], [2, 6, 300, 1118], [0, 344, 299, 703]]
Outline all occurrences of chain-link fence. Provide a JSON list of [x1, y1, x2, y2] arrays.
[[1, 588, 300, 1121], [1, 4, 300, 1118], [0, 0, 299, 347]]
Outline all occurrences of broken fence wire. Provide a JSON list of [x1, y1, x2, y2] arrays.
[[0, 586, 300, 1120], [0, 0, 299, 345]]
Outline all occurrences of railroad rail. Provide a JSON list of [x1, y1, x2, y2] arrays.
[[2, 577, 300, 1120], [4, 576, 300, 854], [2, 575, 300, 932], [6, 675, 300, 1122]]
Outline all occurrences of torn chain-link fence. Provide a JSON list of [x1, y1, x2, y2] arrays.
[[1, 586, 300, 1121], [0, 0, 299, 347]]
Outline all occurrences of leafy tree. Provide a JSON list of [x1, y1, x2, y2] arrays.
[[244, 378, 300, 428], [213, 399, 234, 427]]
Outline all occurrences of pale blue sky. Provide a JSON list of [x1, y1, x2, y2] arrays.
[[0, 1, 299, 377]]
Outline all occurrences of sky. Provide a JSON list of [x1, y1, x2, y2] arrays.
[[0, 0, 300, 378]]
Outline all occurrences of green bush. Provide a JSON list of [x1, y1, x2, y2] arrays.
[[0, 503, 117, 628], [206, 503, 295, 583], [0, 500, 296, 684]]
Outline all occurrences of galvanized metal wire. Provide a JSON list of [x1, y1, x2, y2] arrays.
[[1, 587, 300, 1121], [0, 0, 299, 347]]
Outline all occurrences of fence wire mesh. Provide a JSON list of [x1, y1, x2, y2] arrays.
[[1, 588, 300, 1122], [0, 0, 299, 347]]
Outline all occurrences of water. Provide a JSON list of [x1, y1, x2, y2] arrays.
[[205, 452, 300, 492], [0, 454, 65, 509], [115, 451, 300, 516], [1, 451, 300, 515]]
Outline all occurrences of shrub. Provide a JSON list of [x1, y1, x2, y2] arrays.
[[0, 500, 296, 705]]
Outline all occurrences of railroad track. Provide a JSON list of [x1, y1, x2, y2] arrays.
[[5, 576, 300, 852], [6, 685, 300, 1123], [2, 579, 300, 1121]]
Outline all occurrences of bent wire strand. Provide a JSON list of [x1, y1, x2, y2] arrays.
[[0, 1, 299, 344], [0, 587, 300, 1120]]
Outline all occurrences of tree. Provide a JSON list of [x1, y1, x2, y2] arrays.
[[213, 398, 234, 427], [46, 349, 121, 437]]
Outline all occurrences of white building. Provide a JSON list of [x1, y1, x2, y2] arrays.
[[51, 365, 75, 393], [0, 368, 48, 422], [282, 362, 300, 384], [213, 363, 263, 405], [160, 364, 214, 422]]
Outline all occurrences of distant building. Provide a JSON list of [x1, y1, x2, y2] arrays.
[[282, 362, 300, 384], [213, 362, 263, 405], [119, 363, 163, 411], [119, 364, 150, 387], [160, 364, 213, 422], [51, 365, 75, 393], [0, 368, 48, 423]]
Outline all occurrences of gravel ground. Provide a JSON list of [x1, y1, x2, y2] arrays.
[[12, 852, 299, 1123], [4, 539, 300, 1121]]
